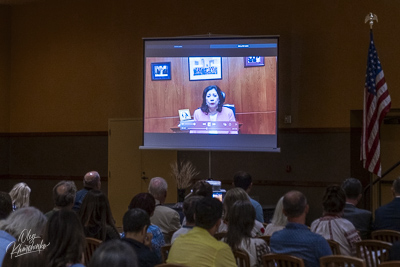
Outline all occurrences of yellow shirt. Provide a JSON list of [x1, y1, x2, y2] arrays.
[[167, 227, 236, 267]]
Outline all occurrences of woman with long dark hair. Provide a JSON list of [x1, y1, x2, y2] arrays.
[[43, 209, 85, 267], [79, 190, 120, 241], [225, 200, 269, 267]]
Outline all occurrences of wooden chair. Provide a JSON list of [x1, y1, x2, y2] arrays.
[[327, 239, 341, 255], [371, 230, 400, 244], [84, 237, 102, 265], [161, 244, 172, 263], [233, 249, 251, 267], [155, 264, 188, 267], [378, 262, 400, 267], [257, 235, 271, 246], [262, 253, 305, 267], [320, 255, 366, 267], [214, 231, 227, 241], [163, 230, 176, 244], [356, 240, 393, 267]]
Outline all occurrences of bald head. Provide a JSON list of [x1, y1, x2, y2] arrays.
[[283, 190, 308, 219], [148, 177, 168, 202], [83, 171, 101, 190]]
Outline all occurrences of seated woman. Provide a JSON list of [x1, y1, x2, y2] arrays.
[[311, 185, 361, 256], [264, 196, 287, 235], [192, 85, 238, 134], [43, 209, 86, 267], [127, 193, 165, 261], [219, 187, 265, 237], [225, 200, 269, 267], [9, 182, 31, 211], [79, 190, 120, 241]]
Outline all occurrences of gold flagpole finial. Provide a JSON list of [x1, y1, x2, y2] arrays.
[[365, 13, 378, 29]]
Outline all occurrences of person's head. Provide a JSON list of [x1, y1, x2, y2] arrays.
[[148, 177, 168, 203], [83, 171, 101, 190], [128, 193, 156, 217], [233, 171, 252, 192], [123, 208, 150, 235], [223, 187, 250, 221], [195, 197, 223, 231], [0, 191, 12, 219], [52, 180, 77, 209], [200, 85, 225, 114], [226, 200, 255, 250], [341, 178, 363, 200], [283, 190, 308, 220], [79, 190, 116, 240], [190, 180, 213, 198], [88, 239, 138, 267], [0, 207, 47, 238], [322, 185, 346, 214], [392, 177, 400, 196], [44, 209, 85, 267], [271, 196, 288, 226], [183, 196, 203, 224], [9, 182, 31, 209]]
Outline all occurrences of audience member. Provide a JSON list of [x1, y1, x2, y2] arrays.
[[311, 185, 361, 256], [79, 189, 120, 241], [9, 182, 31, 211], [341, 177, 372, 239], [225, 200, 269, 267], [128, 193, 165, 260], [264, 196, 287, 235], [171, 196, 203, 243], [148, 177, 181, 240], [219, 187, 265, 237], [0, 207, 47, 265], [88, 239, 138, 267], [0, 192, 12, 220], [233, 171, 264, 223], [167, 197, 236, 266], [389, 241, 400, 260], [186, 180, 213, 198], [121, 208, 161, 267], [44, 180, 77, 219], [270, 190, 331, 267], [374, 176, 400, 231], [43, 209, 85, 267], [73, 171, 101, 212]]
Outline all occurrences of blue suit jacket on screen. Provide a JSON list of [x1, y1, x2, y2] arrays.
[[374, 197, 400, 231]]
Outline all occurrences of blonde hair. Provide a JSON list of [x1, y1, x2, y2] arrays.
[[9, 182, 31, 210], [271, 196, 288, 226]]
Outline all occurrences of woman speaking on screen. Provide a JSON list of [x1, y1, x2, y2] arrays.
[[192, 85, 238, 134]]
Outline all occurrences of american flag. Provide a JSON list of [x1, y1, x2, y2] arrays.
[[361, 30, 391, 177]]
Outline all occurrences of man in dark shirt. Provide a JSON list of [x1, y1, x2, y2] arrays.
[[341, 178, 372, 239], [73, 171, 101, 212], [374, 177, 400, 231], [122, 208, 161, 267]]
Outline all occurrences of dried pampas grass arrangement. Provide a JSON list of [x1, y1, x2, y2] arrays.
[[171, 160, 200, 190]]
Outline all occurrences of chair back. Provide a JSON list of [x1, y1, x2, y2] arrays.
[[155, 264, 188, 267], [161, 244, 172, 263], [84, 237, 102, 265], [164, 230, 176, 244], [320, 255, 366, 267], [214, 231, 227, 241], [327, 239, 341, 255], [233, 249, 251, 267], [378, 261, 400, 267], [262, 253, 305, 267], [257, 235, 271, 246], [371, 230, 400, 244], [356, 240, 392, 267]]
